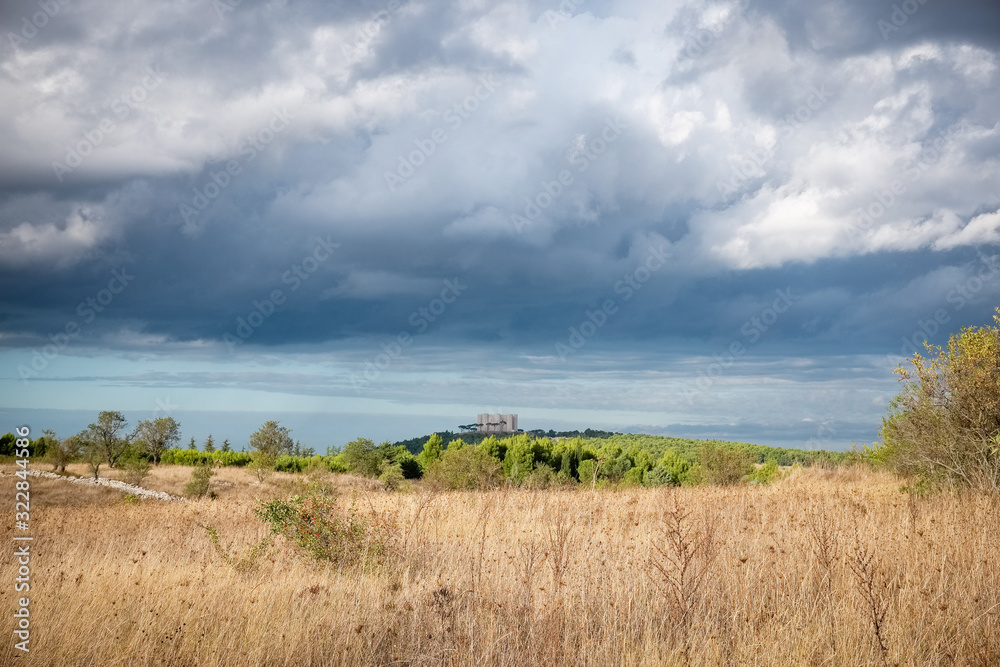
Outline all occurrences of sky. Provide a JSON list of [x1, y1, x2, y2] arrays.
[[1, 0, 999, 452]]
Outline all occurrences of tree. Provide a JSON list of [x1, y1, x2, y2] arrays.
[[879, 309, 1000, 492], [31, 429, 59, 459], [417, 433, 443, 470], [136, 417, 180, 465], [188, 437, 196, 449], [204, 435, 215, 453], [48, 433, 81, 473], [248, 421, 293, 481], [341, 437, 381, 477], [87, 411, 136, 468], [221, 439, 232, 452]]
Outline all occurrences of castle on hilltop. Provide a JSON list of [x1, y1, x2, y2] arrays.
[[477, 413, 518, 434]]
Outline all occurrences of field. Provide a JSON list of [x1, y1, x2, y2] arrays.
[[2, 464, 999, 666]]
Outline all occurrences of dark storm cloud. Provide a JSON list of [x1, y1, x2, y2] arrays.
[[1, 0, 999, 374]]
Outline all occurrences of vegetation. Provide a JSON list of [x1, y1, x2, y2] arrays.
[[878, 308, 1000, 492], [185, 462, 215, 498], [4, 464, 998, 666], [136, 417, 180, 465], [255, 485, 393, 565]]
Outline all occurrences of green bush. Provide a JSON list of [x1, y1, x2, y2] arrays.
[[274, 455, 305, 473], [424, 446, 503, 490], [747, 459, 783, 485], [698, 442, 755, 485], [525, 463, 557, 489], [643, 465, 677, 487], [121, 455, 152, 487], [880, 308, 1000, 492], [378, 461, 404, 491], [161, 449, 251, 467], [255, 487, 393, 564], [185, 463, 215, 498]]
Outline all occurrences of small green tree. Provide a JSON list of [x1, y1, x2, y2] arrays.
[[204, 435, 215, 453], [417, 433, 444, 470], [185, 463, 215, 498], [341, 437, 381, 477], [221, 439, 232, 452]]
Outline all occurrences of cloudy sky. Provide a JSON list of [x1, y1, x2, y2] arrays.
[[1, 0, 999, 451]]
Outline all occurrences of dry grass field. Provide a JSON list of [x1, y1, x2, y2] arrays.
[[2, 463, 999, 666]]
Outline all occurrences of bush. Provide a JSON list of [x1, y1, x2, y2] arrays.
[[698, 442, 754, 485], [424, 446, 502, 490], [525, 463, 557, 489], [121, 456, 152, 487], [255, 487, 393, 564], [185, 463, 215, 498], [378, 461, 404, 491], [747, 459, 783, 485], [643, 465, 677, 487], [274, 455, 305, 473], [160, 449, 251, 467], [880, 309, 1000, 492]]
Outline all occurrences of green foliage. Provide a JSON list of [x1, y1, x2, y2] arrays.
[[136, 417, 180, 465], [525, 463, 558, 489], [204, 435, 215, 453], [747, 459, 783, 485], [161, 449, 252, 466], [0, 433, 15, 457], [424, 445, 503, 490], [643, 465, 677, 487], [698, 442, 755, 485], [577, 459, 598, 487], [502, 434, 549, 484], [378, 461, 404, 491], [417, 433, 444, 469], [249, 420, 294, 460], [879, 309, 1000, 492], [185, 463, 215, 498], [87, 411, 136, 468], [254, 486, 393, 564], [121, 454, 152, 487], [48, 435, 81, 473], [341, 437, 381, 476]]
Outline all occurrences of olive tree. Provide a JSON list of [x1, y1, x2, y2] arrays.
[[136, 416, 180, 465]]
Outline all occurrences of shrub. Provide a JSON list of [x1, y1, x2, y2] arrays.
[[424, 446, 502, 490], [698, 442, 754, 485], [643, 465, 677, 487], [748, 459, 783, 485], [121, 456, 152, 487], [185, 463, 215, 498], [378, 461, 404, 491], [880, 308, 1000, 492], [525, 463, 557, 489], [248, 452, 274, 483], [255, 487, 393, 564], [274, 455, 305, 473]]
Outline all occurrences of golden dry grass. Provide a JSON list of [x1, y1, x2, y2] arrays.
[[2, 464, 999, 666]]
